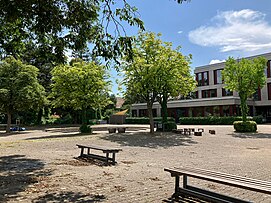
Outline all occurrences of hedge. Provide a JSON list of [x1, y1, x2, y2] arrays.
[[179, 116, 263, 125], [125, 117, 175, 124]]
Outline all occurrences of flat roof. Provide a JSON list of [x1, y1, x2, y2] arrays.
[[195, 52, 271, 70]]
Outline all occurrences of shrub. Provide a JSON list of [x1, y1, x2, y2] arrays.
[[233, 121, 257, 132], [163, 121, 177, 132], [79, 124, 93, 133], [179, 116, 263, 125]]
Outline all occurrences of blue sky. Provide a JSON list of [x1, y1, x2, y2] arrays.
[[110, 0, 271, 95]]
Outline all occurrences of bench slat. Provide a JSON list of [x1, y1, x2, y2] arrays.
[[76, 144, 122, 152], [172, 167, 271, 188], [165, 167, 271, 194]]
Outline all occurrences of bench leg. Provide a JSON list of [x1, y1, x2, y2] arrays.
[[172, 176, 180, 198], [112, 153, 116, 165], [80, 147, 84, 157], [183, 175, 188, 188], [106, 153, 109, 164]]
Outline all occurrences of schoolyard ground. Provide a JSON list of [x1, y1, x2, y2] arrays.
[[0, 124, 271, 202]]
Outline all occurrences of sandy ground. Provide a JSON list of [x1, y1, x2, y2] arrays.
[[0, 124, 271, 203]]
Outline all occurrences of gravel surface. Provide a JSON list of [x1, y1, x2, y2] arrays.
[[0, 124, 271, 202]]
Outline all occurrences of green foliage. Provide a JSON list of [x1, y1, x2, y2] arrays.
[[179, 116, 263, 125], [79, 124, 93, 134], [125, 117, 175, 124], [0, 57, 46, 132], [163, 121, 177, 132], [222, 57, 267, 122], [50, 61, 110, 123], [233, 121, 257, 132], [121, 32, 195, 132], [0, 0, 144, 62]]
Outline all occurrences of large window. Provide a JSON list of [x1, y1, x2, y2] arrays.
[[196, 71, 209, 86], [268, 83, 271, 100], [253, 88, 261, 101], [202, 89, 217, 98], [267, 60, 271, 78], [214, 69, 223, 84], [222, 88, 233, 96]]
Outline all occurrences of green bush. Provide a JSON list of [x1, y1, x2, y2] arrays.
[[179, 116, 263, 125], [79, 124, 93, 133], [125, 117, 175, 124], [163, 121, 177, 132], [233, 121, 257, 132]]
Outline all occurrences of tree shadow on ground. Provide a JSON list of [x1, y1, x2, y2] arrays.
[[0, 155, 49, 202], [32, 191, 106, 203], [100, 132, 197, 148], [25, 133, 94, 140], [230, 132, 271, 139]]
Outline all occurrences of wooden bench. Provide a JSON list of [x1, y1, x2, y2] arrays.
[[165, 166, 271, 203], [76, 144, 122, 165]]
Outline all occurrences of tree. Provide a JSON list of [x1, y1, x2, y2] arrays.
[[50, 61, 110, 124], [0, 0, 144, 62], [155, 43, 196, 123], [121, 32, 162, 133], [0, 57, 46, 133], [121, 32, 195, 132], [222, 57, 267, 122]]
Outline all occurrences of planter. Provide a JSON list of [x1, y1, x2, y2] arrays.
[[117, 127, 126, 133], [108, 128, 116, 133]]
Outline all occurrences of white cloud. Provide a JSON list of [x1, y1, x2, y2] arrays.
[[209, 59, 225, 64], [177, 31, 183, 34], [188, 9, 271, 53]]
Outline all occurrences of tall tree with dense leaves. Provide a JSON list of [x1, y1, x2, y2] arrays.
[[222, 57, 267, 122], [50, 61, 110, 124], [0, 57, 46, 133], [155, 43, 196, 123], [121, 32, 160, 133], [121, 32, 195, 133]]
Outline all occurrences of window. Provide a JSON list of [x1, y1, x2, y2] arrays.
[[214, 69, 223, 84], [132, 110, 137, 117], [268, 83, 271, 100], [267, 60, 271, 78], [202, 89, 217, 98], [196, 71, 209, 86], [222, 88, 233, 96], [203, 72, 209, 86], [223, 106, 230, 116], [253, 88, 261, 101], [196, 73, 202, 86]]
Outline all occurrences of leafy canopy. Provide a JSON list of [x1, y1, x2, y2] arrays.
[[0, 0, 144, 62], [50, 61, 110, 112], [222, 56, 267, 121], [0, 57, 46, 114], [121, 32, 195, 131]]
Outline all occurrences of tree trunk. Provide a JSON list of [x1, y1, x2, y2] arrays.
[[161, 94, 168, 123], [82, 108, 87, 124], [240, 93, 248, 122], [147, 103, 154, 133], [37, 108, 43, 124], [6, 111, 11, 133]]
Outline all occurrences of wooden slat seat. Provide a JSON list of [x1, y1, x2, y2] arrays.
[[165, 166, 271, 203], [76, 144, 122, 165]]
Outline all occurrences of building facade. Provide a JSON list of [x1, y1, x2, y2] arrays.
[[131, 52, 271, 122]]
